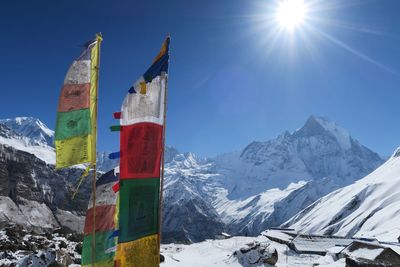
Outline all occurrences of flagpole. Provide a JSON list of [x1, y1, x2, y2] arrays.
[[91, 169, 97, 267], [158, 35, 170, 254], [91, 33, 102, 267], [158, 72, 168, 250]]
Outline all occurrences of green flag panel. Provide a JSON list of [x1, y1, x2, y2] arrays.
[[81, 230, 116, 266], [119, 178, 160, 243], [55, 108, 91, 140]]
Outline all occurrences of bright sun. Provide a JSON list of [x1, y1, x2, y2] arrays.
[[276, 0, 307, 30]]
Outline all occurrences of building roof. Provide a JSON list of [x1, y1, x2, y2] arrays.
[[221, 232, 231, 237], [326, 246, 346, 254], [263, 229, 294, 245], [290, 235, 353, 255], [342, 241, 397, 261]]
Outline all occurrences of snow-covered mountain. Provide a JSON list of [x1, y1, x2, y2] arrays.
[[214, 116, 382, 198], [0, 117, 54, 147], [160, 116, 383, 239], [0, 120, 55, 164], [284, 147, 400, 242], [0, 117, 117, 171], [204, 116, 383, 235], [0, 115, 385, 242]]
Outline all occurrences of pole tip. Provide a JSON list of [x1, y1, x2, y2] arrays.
[[96, 32, 103, 42]]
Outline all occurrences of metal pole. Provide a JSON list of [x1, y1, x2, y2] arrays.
[[158, 35, 170, 255]]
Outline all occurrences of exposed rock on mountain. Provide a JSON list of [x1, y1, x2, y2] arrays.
[[0, 142, 89, 233]]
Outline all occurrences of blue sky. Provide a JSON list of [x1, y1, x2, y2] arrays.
[[0, 0, 399, 157]]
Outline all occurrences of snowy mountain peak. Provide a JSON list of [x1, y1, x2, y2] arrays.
[[168, 150, 202, 169], [215, 115, 382, 207], [294, 116, 352, 150], [0, 117, 54, 147]]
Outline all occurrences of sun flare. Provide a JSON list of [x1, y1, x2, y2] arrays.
[[276, 0, 307, 30]]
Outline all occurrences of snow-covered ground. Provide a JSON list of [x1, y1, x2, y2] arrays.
[[161, 236, 345, 267]]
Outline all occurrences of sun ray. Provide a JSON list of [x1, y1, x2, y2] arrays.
[[309, 26, 400, 77]]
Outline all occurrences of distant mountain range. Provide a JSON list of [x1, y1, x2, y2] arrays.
[[0, 116, 387, 243]]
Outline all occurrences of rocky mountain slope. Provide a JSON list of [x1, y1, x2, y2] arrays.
[[283, 147, 400, 242], [0, 141, 88, 233]]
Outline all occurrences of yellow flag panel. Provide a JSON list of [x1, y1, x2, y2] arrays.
[[116, 235, 159, 267], [55, 134, 93, 169]]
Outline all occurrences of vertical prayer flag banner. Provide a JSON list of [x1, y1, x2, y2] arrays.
[[117, 36, 170, 267], [82, 169, 119, 267], [55, 34, 102, 169]]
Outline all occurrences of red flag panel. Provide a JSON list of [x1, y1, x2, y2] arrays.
[[57, 83, 90, 112], [84, 205, 116, 234], [120, 122, 163, 179]]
